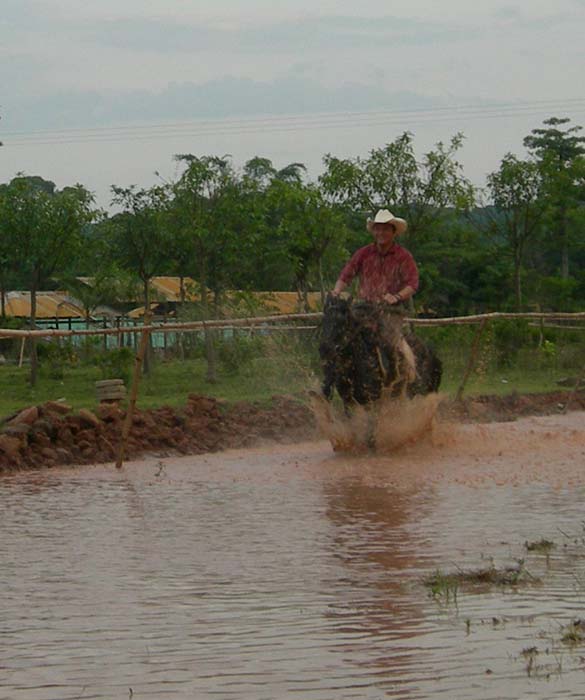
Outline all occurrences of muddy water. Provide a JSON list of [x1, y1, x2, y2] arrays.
[[2, 413, 585, 699]]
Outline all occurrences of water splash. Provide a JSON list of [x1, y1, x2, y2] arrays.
[[310, 391, 442, 453]]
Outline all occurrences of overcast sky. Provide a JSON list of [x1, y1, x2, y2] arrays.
[[1, 0, 584, 208]]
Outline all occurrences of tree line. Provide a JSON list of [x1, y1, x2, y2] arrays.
[[1, 116, 585, 383]]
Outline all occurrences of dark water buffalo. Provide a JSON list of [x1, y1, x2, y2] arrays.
[[319, 295, 442, 409]]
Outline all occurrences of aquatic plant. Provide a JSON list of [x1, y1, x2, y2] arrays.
[[525, 538, 555, 553], [423, 570, 458, 603], [560, 619, 585, 646], [424, 560, 538, 596]]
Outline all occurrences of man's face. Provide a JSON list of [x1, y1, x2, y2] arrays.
[[372, 222, 397, 247]]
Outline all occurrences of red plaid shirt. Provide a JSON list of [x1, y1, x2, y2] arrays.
[[338, 243, 419, 301]]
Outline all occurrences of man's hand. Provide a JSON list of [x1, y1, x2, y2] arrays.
[[331, 280, 346, 297], [382, 292, 400, 305]]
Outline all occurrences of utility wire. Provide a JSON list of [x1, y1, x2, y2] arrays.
[[6, 96, 585, 137], [3, 97, 585, 147]]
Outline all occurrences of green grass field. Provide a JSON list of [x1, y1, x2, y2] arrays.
[[0, 357, 317, 416], [0, 337, 573, 418]]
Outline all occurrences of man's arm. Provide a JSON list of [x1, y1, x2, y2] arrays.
[[331, 248, 364, 296], [382, 250, 418, 304], [331, 279, 347, 297]]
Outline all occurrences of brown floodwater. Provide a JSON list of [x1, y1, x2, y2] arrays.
[[2, 411, 585, 699]]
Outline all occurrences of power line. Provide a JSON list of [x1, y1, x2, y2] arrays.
[[3, 97, 585, 147], [5, 96, 585, 137]]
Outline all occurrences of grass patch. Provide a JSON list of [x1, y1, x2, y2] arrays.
[[423, 570, 459, 602], [560, 620, 585, 646], [525, 538, 556, 553], [0, 337, 320, 416], [424, 561, 537, 599], [0, 325, 579, 417]]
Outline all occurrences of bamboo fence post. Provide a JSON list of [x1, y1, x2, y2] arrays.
[[18, 337, 26, 368], [115, 328, 151, 469], [455, 319, 488, 401]]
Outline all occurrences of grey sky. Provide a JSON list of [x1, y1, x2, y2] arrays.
[[1, 0, 584, 207]]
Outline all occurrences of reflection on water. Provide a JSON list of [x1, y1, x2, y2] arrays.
[[2, 415, 585, 699]]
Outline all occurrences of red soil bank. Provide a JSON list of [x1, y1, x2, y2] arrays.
[[1, 390, 584, 473]]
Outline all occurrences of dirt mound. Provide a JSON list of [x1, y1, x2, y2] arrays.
[[446, 389, 585, 423], [0, 389, 583, 473], [0, 394, 317, 473]]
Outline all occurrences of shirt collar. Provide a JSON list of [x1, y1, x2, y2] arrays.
[[375, 242, 398, 257]]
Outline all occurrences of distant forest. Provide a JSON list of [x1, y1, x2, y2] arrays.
[[1, 116, 585, 322]]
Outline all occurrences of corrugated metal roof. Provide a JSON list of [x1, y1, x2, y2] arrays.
[[5, 292, 86, 319], [127, 291, 322, 318], [127, 303, 161, 319], [247, 292, 322, 314], [76, 277, 322, 316], [76, 276, 200, 302], [150, 277, 200, 302]]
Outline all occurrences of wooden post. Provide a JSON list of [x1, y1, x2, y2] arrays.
[[18, 337, 26, 368], [455, 319, 488, 401], [115, 328, 150, 469]]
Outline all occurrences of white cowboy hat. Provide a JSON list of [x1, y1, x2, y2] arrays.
[[366, 209, 408, 235]]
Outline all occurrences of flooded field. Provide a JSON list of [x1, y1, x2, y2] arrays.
[[2, 412, 585, 699]]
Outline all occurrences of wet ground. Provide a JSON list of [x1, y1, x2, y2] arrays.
[[2, 412, 585, 699]]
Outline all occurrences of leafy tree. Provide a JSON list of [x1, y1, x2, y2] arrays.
[[242, 158, 325, 293], [267, 180, 346, 308], [0, 203, 17, 317], [274, 162, 307, 185], [243, 157, 277, 189], [483, 154, 545, 310], [523, 117, 585, 279], [0, 175, 94, 385], [320, 132, 474, 236], [319, 133, 476, 314], [413, 216, 497, 314], [109, 184, 172, 372], [171, 155, 246, 381], [172, 155, 239, 300], [109, 184, 171, 315], [61, 266, 140, 327]]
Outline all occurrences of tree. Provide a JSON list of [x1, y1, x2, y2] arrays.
[[0, 199, 17, 317], [319, 133, 475, 313], [61, 266, 140, 327], [483, 154, 545, 310], [171, 155, 245, 382], [109, 184, 172, 372], [320, 132, 474, 236], [274, 162, 307, 185], [523, 117, 585, 279], [242, 157, 276, 189], [267, 180, 346, 308], [0, 175, 94, 385]]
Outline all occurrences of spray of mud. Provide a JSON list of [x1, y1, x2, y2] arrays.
[[310, 386, 585, 490], [310, 391, 443, 453]]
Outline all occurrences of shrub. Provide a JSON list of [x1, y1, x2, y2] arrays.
[[492, 320, 533, 368], [217, 334, 264, 374], [38, 340, 78, 379], [0, 317, 26, 358], [94, 347, 134, 385]]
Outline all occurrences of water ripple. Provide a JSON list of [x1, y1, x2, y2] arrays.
[[2, 417, 585, 699]]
